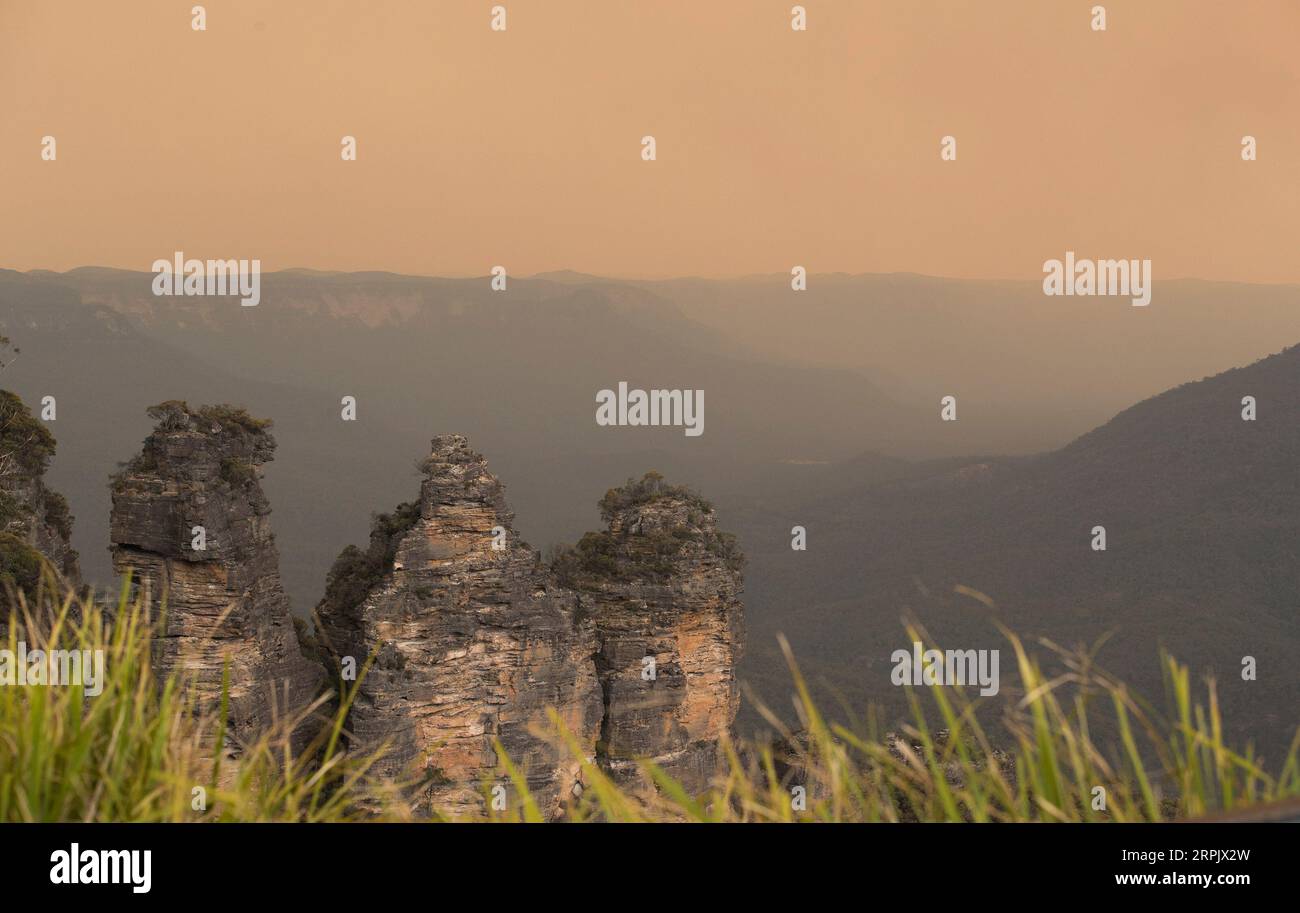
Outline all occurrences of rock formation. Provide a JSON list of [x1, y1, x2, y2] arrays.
[[317, 445, 746, 815], [552, 472, 745, 794], [0, 389, 80, 606], [109, 401, 324, 751], [102, 408, 745, 810], [314, 435, 603, 819]]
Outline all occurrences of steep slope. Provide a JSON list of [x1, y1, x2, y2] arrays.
[[30, 267, 911, 462], [739, 344, 1300, 755], [0, 271, 428, 612], [552, 473, 745, 793], [651, 273, 1300, 454], [314, 446, 748, 815], [109, 402, 325, 751], [314, 435, 602, 819], [0, 267, 910, 617], [0, 389, 80, 601]]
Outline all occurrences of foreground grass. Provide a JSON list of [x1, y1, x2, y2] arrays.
[[1, 583, 1296, 822], [0, 580, 398, 822]]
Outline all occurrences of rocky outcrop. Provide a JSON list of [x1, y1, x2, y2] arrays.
[[316, 450, 746, 815], [552, 472, 745, 794], [315, 435, 602, 819], [109, 402, 324, 751], [0, 389, 80, 605]]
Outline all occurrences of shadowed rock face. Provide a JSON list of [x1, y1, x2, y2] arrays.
[[109, 402, 324, 751], [0, 390, 80, 599], [558, 474, 746, 794], [315, 434, 603, 819]]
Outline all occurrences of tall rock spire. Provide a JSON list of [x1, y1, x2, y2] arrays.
[[552, 472, 745, 794], [315, 434, 602, 819], [109, 401, 324, 751]]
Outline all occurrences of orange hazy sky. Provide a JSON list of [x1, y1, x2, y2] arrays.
[[3, 0, 1298, 281]]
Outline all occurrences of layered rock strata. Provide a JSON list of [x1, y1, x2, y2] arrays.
[[109, 401, 324, 751], [320, 453, 746, 815], [553, 472, 745, 794], [315, 435, 602, 819]]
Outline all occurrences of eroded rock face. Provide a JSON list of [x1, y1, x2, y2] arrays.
[[554, 473, 745, 794], [315, 444, 746, 814], [109, 402, 324, 751], [315, 434, 602, 819], [0, 390, 80, 603]]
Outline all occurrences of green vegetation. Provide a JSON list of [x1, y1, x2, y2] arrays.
[[597, 471, 712, 523], [0, 392, 75, 594], [551, 529, 683, 586], [704, 529, 744, 572], [292, 615, 327, 668], [0, 390, 56, 479], [506, 629, 1300, 823], [110, 403, 275, 491], [197, 403, 273, 435], [0, 491, 24, 530], [642, 628, 1300, 823], [2, 583, 1296, 822], [219, 457, 258, 488], [143, 400, 194, 432], [41, 490, 72, 540], [317, 501, 422, 620], [551, 471, 743, 586], [145, 400, 274, 436], [0, 575, 1296, 823], [0, 532, 44, 600], [0, 579, 396, 822]]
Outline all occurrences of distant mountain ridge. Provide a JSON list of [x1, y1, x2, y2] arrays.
[[736, 343, 1300, 754], [1, 266, 1294, 755], [0, 267, 914, 607]]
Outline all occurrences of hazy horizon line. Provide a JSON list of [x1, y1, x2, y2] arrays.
[[7, 264, 1300, 290]]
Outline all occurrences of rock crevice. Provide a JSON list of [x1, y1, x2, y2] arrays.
[[556, 472, 745, 794], [316, 447, 746, 816], [315, 434, 603, 818], [98, 413, 744, 812]]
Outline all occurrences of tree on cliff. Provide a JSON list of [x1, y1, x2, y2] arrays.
[[0, 386, 61, 601]]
